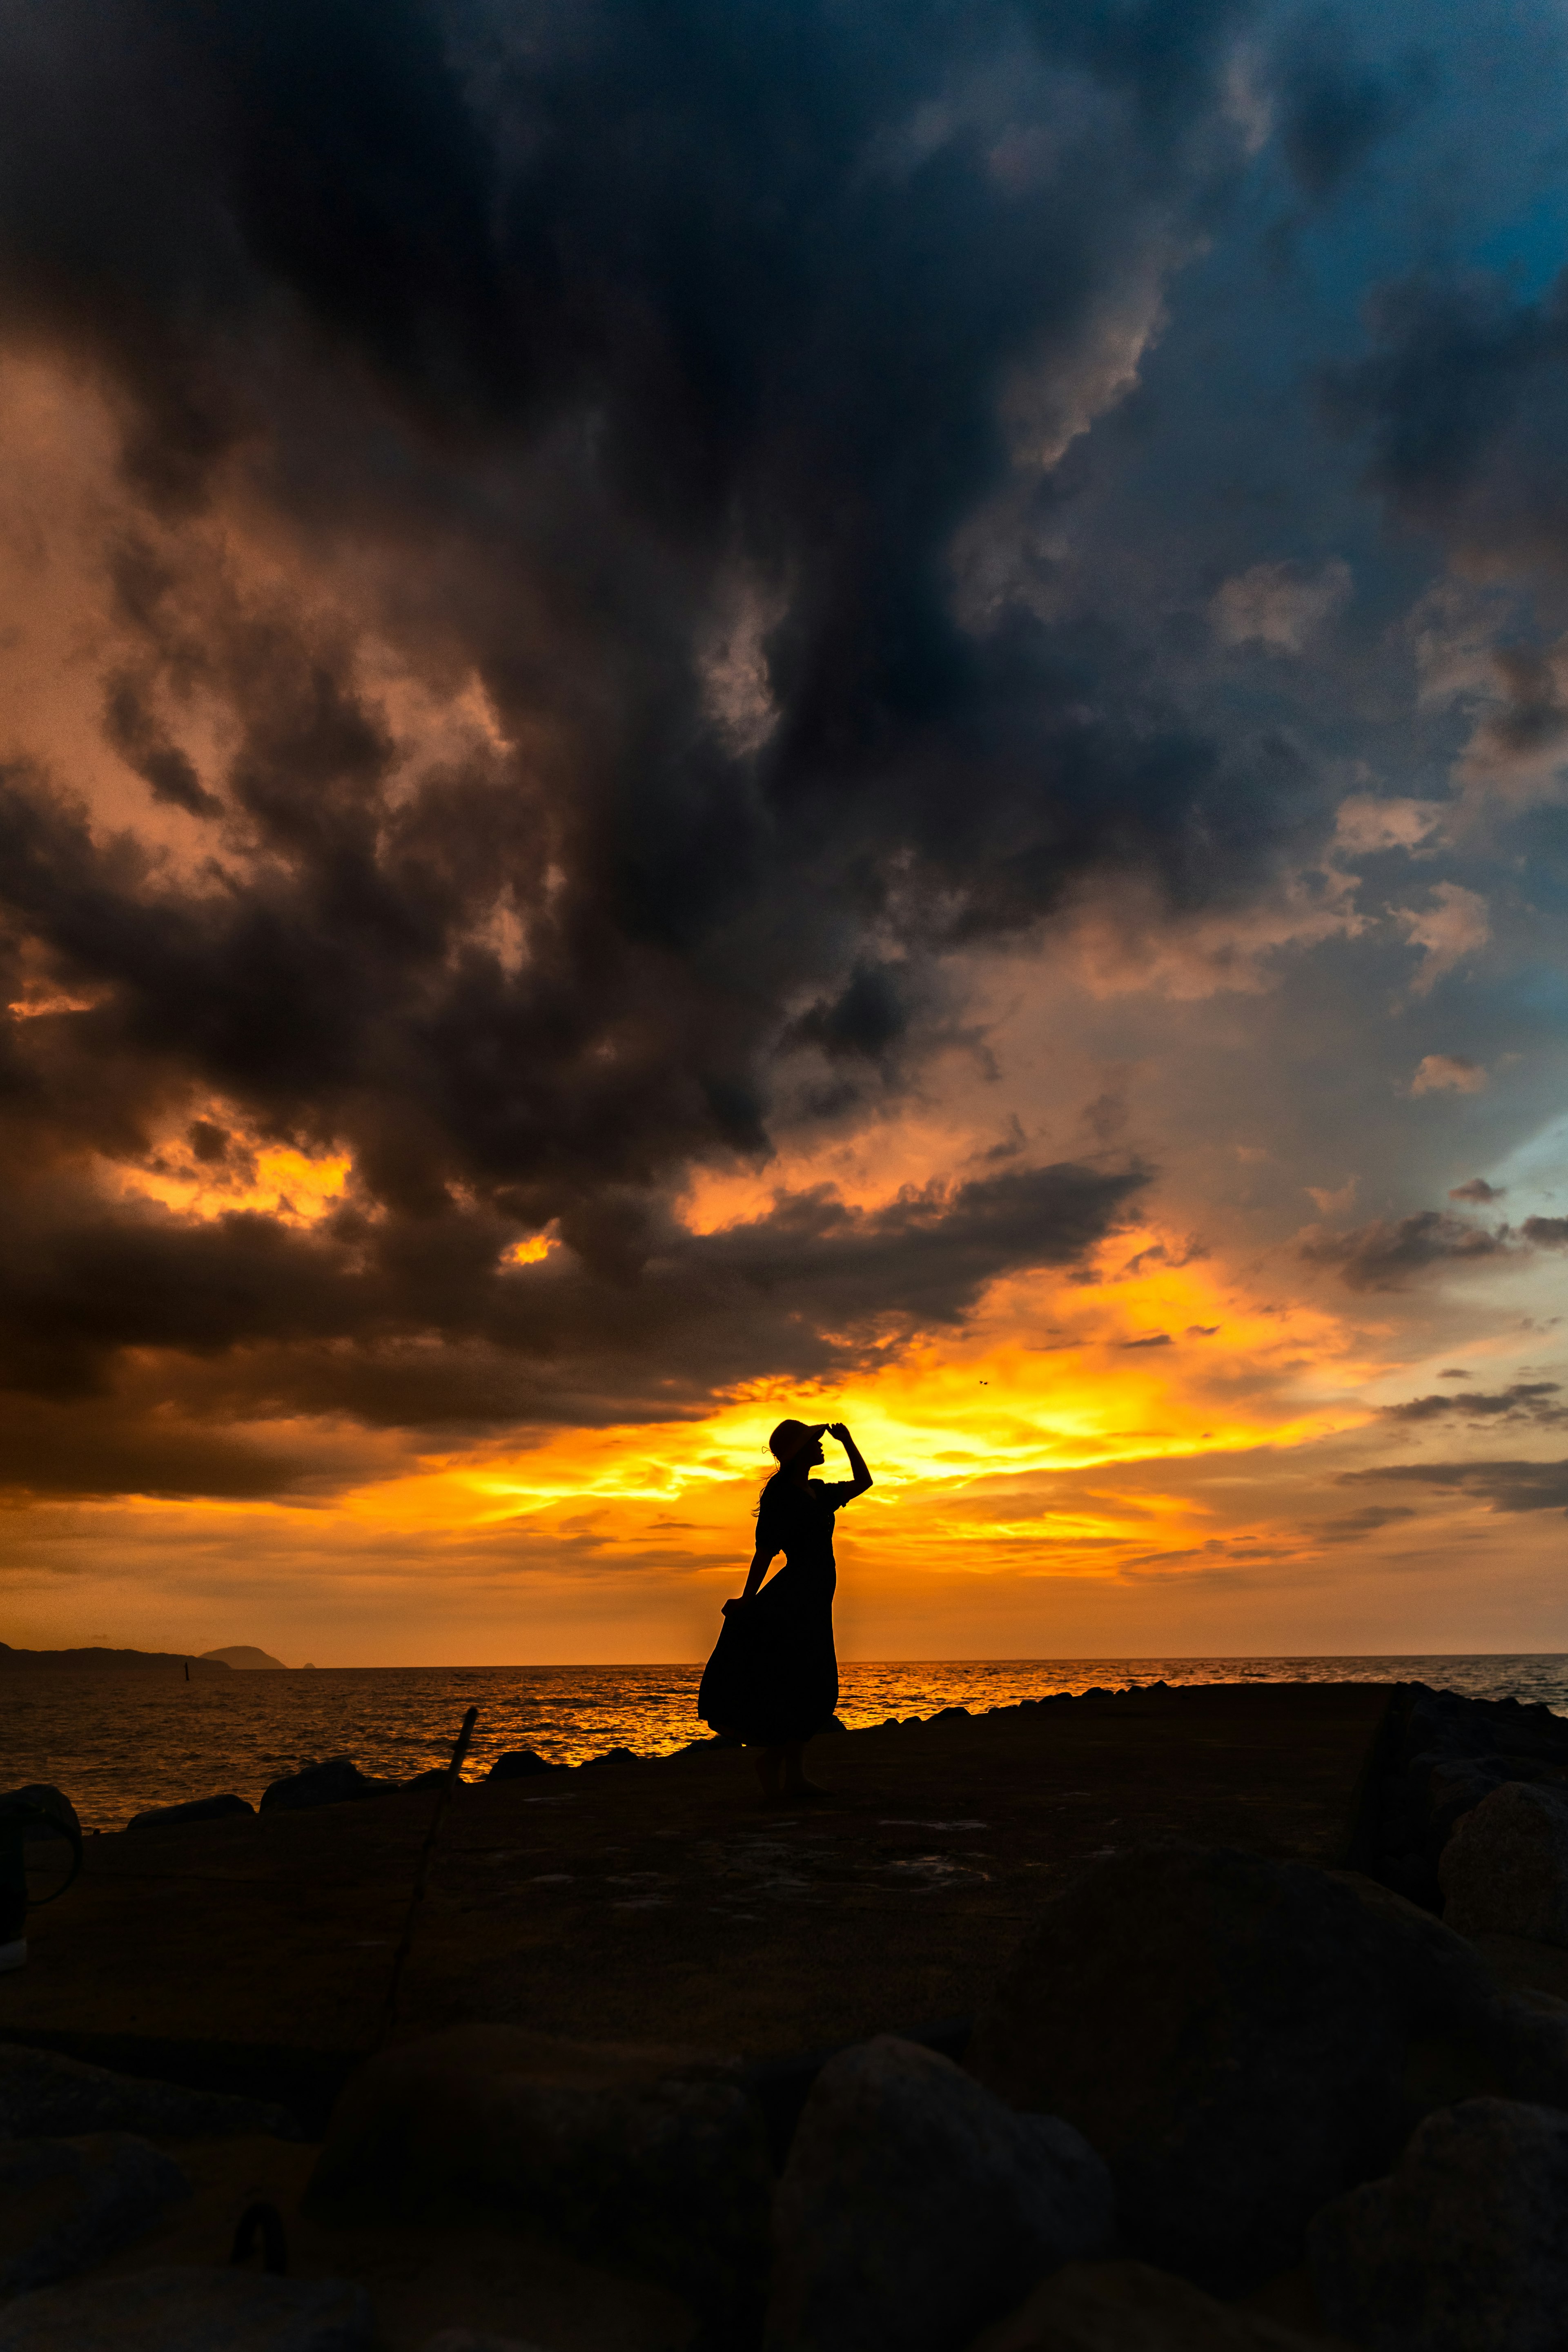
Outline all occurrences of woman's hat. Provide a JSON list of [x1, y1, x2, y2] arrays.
[[768, 1419, 825, 1464]]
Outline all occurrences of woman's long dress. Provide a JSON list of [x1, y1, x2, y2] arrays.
[[697, 1475, 852, 1742]]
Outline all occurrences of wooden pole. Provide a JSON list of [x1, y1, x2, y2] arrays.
[[374, 1705, 478, 2052]]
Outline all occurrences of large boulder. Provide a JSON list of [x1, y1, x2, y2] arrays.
[[126, 1794, 254, 1830], [0, 1787, 80, 1846], [764, 2035, 1112, 2352], [1309, 2098, 1568, 2351], [0, 2266, 371, 2352], [967, 1844, 1415, 2290], [962, 2259, 1324, 2352], [485, 1752, 553, 1782], [0, 2136, 189, 2295], [1439, 1781, 1568, 1944], [303, 2025, 771, 2334], [258, 1758, 390, 1813], [1481, 1987, 1568, 2107], [0, 2043, 301, 2140], [1361, 1685, 1568, 1911]]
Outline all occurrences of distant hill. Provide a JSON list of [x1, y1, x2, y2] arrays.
[[200, 1644, 287, 1670], [0, 1643, 229, 1671]]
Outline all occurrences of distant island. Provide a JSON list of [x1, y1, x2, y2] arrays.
[[0, 1641, 292, 1671], [0, 1642, 229, 1671]]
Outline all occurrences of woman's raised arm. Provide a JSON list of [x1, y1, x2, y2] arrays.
[[829, 1422, 873, 1497]]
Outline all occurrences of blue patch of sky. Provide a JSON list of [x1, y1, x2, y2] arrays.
[[1469, 187, 1568, 303]]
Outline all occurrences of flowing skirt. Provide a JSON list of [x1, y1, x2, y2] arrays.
[[697, 1565, 838, 1744]]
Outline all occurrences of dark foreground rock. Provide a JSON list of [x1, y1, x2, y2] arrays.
[[0, 1787, 79, 1845], [1480, 1985, 1568, 2106], [0, 2134, 189, 2295], [0, 2042, 301, 2140], [963, 2259, 1323, 2351], [1439, 1780, 1568, 1945], [765, 2035, 1112, 2352], [486, 1751, 553, 1781], [968, 1844, 1473, 2290], [126, 1793, 255, 1830], [303, 2024, 772, 2336], [0, 2267, 372, 2352], [258, 1758, 392, 1813], [1310, 2097, 1568, 2351], [420, 2335, 554, 2352], [1363, 1684, 1568, 1911]]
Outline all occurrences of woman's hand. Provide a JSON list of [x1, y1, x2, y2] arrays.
[[828, 1421, 851, 1443]]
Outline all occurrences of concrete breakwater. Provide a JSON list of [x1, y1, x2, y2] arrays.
[[8, 1681, 1568, 2347]]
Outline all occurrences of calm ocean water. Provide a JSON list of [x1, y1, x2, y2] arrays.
[[7, 1655, 1568, 1830]]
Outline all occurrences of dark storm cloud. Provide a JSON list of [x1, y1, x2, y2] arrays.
[[1273, 11, 1425, 202], [1450, 1178, 1504, 1203], [1341, 1458, 1568, 1514], [0, 1391, 336, 1503], [1325, 265, 1568, 583], [0, 0, 1279, 1479], [0, 1158, 1145, 1492], [1299, 1209, 1512, 1291], [1383, 1381, 1568, 1427]]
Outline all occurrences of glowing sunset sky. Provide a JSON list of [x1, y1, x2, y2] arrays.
[[4, 0, 1568, 1662]]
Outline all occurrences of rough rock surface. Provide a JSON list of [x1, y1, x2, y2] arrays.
[[126, 1793, 255, 1830], [0, 2266, 372, 2352], [968, 1844, 1413, 2290], [258, 1757, 391, 1813], [485, 1751, 553, 1781], [1440, 1781, 1568, 1945], [303, 2024, 771, 2331], [0, 2042, 300, 2140], [0, 2134, 189, 2294], [1326, 1871, 1568, 2125], [765, 2034, 1112, 2352], [962, 2259, 1325, 2352], [1309, 2097, 1568, 2352], [1365, 1684, 1568, 1911], [420, 2335, 555, 2352], [1481, 1987, 1568, 2107]]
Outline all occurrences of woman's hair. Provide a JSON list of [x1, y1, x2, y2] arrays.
[[753, 1464, 785, 1519]]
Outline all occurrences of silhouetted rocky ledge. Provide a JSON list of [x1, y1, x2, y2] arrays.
[[8, 1681, 1568, 2348]]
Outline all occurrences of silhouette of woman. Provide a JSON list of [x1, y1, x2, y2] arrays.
[[697, 1418, 873, 1801]]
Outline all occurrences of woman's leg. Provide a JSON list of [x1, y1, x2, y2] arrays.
[[753, 1745, 785, 1801]]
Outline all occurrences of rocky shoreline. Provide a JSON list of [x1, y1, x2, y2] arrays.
[[7, 1678, 1568, 2348]]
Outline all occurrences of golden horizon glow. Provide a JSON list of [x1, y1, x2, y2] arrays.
[[53, 1218, 1386, 1623]]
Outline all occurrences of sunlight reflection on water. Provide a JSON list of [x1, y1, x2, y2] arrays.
[[9, 1653, 1568, 1827]]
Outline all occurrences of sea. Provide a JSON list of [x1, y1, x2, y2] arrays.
[[8, 1655, 1568, 1831]]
